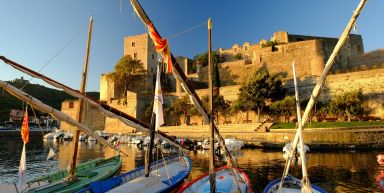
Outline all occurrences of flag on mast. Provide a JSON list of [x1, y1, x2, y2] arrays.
[[153, 64, 164, 131], [19, 109, 29, 192], [21, 111, 29, 144]]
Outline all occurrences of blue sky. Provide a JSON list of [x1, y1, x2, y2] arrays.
[[0, 0, 383, 92]]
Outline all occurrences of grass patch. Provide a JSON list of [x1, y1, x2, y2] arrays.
[[270, 121, 384, 129]]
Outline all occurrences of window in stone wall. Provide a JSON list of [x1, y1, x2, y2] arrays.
[[69, 102, 74, 108], [134, 53, 137, 59], [244, 46, 248, 51], [357, 45, 362, 52], [152, 54, 155, 60], [132, 42, 135, 47], [233, 48, 237, 53]]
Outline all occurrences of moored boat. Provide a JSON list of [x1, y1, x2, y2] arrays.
[[77, 155, 191, 193], [25, 155, 122, 193], [177, 165, 252, 193], [262, 175, 326, 193]]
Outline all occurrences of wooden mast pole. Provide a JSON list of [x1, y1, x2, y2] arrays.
[[145, 62, 161, 177], [68, 16, 93, 179], [281, 0, 367, 184], [208, 17, 216, 193]]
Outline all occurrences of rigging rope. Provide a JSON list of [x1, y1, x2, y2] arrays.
[[19, 25, 85, 91], [167, 21, 207, 40], [160, 145, 172, 185]]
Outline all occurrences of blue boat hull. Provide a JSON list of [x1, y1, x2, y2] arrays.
[[262, 175, 327, 193], [77, 155, 192, 193]]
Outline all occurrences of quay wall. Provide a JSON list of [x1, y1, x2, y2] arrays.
[[159, 124, 384, 148]]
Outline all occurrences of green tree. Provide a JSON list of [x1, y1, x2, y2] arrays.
[[231, 95, 253, 123], [201, 94, 230, 124], [234, 53, 243, 60], [193, 51, 224, 67], [193, 51, 223, 88], [328, 89, 365, 121], [237, 67, 285, 122], [166, 95, 194, 125], [269, 95, 296, 122], [108, 55, 145, 105]]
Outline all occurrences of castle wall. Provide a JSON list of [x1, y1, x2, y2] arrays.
[[284, 68, 384, 117], [186, 68, 384, 125], [351, 49, 384, 69], [201, 40, 326, 85], [216, 32, 364, 82], [60, 100, 105, 131], [103, 92, 139, 134]]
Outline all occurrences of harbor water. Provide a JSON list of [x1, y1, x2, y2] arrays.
[[0, 135, 383, 193]]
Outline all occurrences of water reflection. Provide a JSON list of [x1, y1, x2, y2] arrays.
[[0, 138, 383, 192]]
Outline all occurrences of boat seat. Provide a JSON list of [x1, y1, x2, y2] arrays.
[[202, 174, 233, 193], [77, 171, 98, 178], [162, 170, 186, 185]]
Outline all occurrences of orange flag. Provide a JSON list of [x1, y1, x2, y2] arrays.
[[21, 111, 29, 144]]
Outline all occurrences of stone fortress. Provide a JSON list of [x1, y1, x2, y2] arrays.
[[61, 31, 384, 133]]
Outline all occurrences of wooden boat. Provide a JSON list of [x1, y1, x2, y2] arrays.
[[262, 176, 326, 193], [177, 166, 252, 193], [77, 155, 192, 193], [25, 155, 122, 193]]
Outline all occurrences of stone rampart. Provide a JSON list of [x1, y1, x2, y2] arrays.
[[351, 49, 384, 69], [284, 68, 384, 116], [60, 100, 105, 131], [159, 125, 384, 148]]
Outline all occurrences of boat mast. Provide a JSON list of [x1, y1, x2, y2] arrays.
[[128, 0, 237, 167], [208, 17, 216, 193], [68, 16, 93, 179], [145, 63, 160, 177]]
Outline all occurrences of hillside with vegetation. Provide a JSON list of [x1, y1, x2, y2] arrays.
[[0, 78, 99, 123]]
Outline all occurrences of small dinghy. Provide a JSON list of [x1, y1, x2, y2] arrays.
[[77, 155, 191, 193], [262, 175, 326, 193], [177, 165, 252, 193]]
